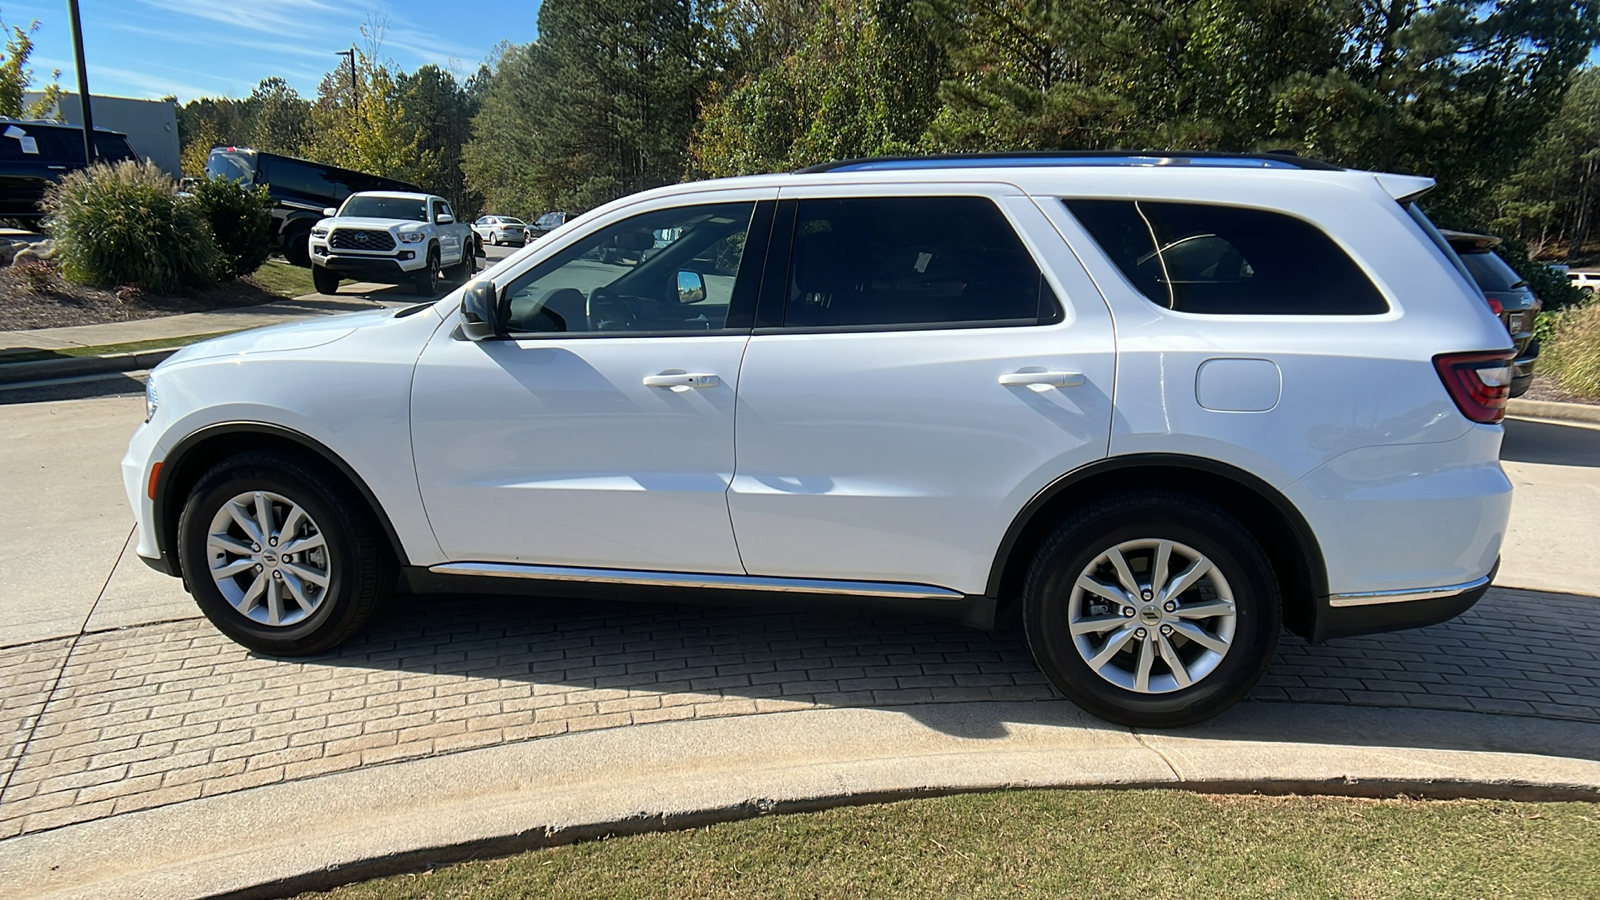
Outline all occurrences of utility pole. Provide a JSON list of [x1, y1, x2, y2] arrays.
[[335, 46, 359, 112], [66, 0, 96, 165]]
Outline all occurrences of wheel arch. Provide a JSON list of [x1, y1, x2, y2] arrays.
[[987, 454, 1327, 638], [152, 422, 412, 579]]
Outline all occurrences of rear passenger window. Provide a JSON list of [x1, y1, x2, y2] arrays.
[[783, 196, 1061, 329], [1064, 199, 1387, 315]]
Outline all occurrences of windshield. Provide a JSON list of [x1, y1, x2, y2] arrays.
[[1457, 250, 1527, 292], [206, 150, 255, 184], [340, 196, 427, 222]]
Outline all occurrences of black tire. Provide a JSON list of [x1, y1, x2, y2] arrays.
[[413, 248, 440, 295], [1022, 491, 1280, 728], [446, 249, 475, 284], [311, 264, 340, 295], [284, 228, 312, 267], [177, 451, 394, 656]]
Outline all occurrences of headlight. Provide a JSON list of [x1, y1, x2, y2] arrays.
[[399, 232, 426, 243], [144, 375, 158, 423], [310, 227, 328, 238]]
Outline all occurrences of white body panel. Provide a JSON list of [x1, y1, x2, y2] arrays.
[[728, 185, 1115, 594]]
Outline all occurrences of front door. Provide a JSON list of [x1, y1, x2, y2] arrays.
[[411, 196, 773, 573], [728, 187, 1117, 595]]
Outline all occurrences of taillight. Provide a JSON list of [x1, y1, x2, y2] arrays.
[[1433, 351, 1514, 424], [1487, 298, 1503, 315]]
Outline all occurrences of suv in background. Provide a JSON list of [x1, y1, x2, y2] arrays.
[[206, 147, 423, 267], [0, 118, 138, 220], [526, 211, 570, 239], [1442, 230, 1540, 397], [127, 152, 1513, 728], [1570, 270, 1599, 295]]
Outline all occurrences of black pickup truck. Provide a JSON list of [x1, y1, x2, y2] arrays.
[[0, 118, 138, 220], [205, 147, 423, 267]]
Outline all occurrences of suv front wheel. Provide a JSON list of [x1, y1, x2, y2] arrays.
[[1023, 491, 1280, 728], [178, 451, 393, 656]]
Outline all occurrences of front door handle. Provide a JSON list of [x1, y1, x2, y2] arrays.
[[643, 373, 719, 388], [998, 371, 1084, 388]]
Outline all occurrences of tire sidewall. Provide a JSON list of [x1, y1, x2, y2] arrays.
[[179, 461, 362, 655], [1025, 503, 1280, 727]]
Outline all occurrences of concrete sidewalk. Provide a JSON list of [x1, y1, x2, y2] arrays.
[[3, 700, 1596, 900], [0, 284, 416, 354]]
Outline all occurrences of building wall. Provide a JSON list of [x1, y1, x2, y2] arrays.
[[23, 92, 182, 177]]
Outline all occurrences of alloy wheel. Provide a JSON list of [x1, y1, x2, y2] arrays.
[[206, 490, 331, 627]]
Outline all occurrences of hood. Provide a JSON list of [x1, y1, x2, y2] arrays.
[[161, 308, 396, 365], [325, 216, 428, 230]]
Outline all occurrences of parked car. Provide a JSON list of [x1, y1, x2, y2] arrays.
[[1570, 270, 1599, 294], [126, 152, 1513, 728], [307, 191, 476, 295], [206, 147, 423, 267], [526, 210, 570, 239], [0, 118, 138, 220], [472, 215, 527, 246], [1441, 230, 1540, 397]]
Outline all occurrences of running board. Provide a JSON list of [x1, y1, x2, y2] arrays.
[[426, 562, 966, 601]]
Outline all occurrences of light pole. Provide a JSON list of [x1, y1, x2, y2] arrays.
[[335, 46, 358, 112], [66, 0, 96, 165]]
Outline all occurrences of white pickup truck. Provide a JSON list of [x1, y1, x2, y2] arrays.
[[308, 191, 476, 295]]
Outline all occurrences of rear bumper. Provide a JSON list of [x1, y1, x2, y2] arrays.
[[1510, 338, 1539, 397], [1310, 562, 1496, 643]]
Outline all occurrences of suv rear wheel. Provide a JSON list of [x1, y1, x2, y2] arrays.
[[1022, 491, 1280, 727], [178, 451, 393, 656]]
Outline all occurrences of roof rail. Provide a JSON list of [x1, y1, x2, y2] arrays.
[[796, 150, 1344, 174]]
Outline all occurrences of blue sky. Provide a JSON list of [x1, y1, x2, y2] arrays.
[[0, 1, 539, 102]]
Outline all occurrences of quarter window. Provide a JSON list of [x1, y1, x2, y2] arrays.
[[1064, 199, 1388, 315], [502, 202, 757, 335], [781, 196, 1060, 329]]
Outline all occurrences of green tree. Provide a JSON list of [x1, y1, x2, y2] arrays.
[[307, 49, 434, 184], [176, 97, 247, 176], [244, 77, 311, 156], [693, 0, 944, 176], [398, 65, 480, 216], [0, 16, 60, 119], [462, 45, 547, 216]]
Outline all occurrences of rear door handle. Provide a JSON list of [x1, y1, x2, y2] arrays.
[[998, 371, 1084, 388], [643, 373, 719, 388]]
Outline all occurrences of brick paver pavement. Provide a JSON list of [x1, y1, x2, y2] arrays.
[[0, 585, 1595, 839]]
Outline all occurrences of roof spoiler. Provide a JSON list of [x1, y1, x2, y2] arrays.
[[1375, 173, 1435, 203]]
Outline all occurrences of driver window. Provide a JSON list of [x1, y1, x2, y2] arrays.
[[502, 202, 756, 335]]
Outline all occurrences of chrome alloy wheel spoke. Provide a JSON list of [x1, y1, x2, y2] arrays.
[[1066, 538, 1237, 695], [207, 490, 331, 628]]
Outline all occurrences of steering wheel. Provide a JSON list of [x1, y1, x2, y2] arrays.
[[587, 286, 640, 331]]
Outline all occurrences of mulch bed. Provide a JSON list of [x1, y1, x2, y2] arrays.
[[1521, 373, 1599, 407], [0, 266, 281, 332]]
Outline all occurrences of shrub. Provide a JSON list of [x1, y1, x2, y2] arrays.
[[1543, 299, 1600, 399], [42, 160, 218, 294], [190, 175, 273, 280]]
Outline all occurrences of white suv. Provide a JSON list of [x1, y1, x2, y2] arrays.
[[124, 153, 1514, 726]]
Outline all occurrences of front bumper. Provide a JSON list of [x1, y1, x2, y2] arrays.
[[312, 252, 424, 283]]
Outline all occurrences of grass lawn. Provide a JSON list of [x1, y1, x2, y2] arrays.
[[249, 259, 316, 298], [298, 790, 1600, 899]]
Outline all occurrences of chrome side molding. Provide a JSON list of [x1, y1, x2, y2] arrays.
[[1327, 574, 1492, 608], [428, 562, 967, 601]]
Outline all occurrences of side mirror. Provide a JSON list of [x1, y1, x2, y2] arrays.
[[435, 213, 455, 225], [323, 207, 338, 218], [460, 280, 500, 341], [676, 270, 706, 304]]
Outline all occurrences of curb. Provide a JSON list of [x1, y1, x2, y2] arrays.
[[1507, 397, 1600, 425], [0, 348, 176, 385]]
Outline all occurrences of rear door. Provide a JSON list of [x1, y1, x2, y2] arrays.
[[727, 185, 1116, 595]]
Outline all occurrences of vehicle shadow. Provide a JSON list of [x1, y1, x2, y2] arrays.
[[310, 584, 1600, 760], [1502, 417, 1600, 468]]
